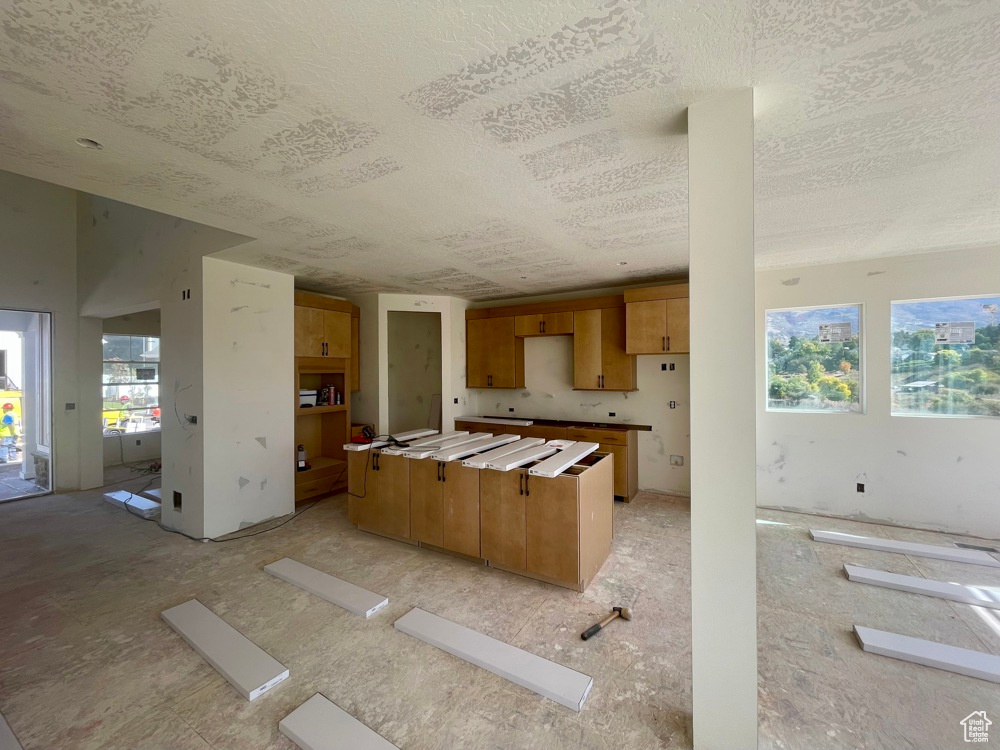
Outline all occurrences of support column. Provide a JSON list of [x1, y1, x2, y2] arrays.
[[688, 89, 757, 749]]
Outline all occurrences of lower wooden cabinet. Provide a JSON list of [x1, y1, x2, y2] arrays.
[[347, 449, 378, 529], [376, 453, 410, 538], [411, 459, 481, 557], [480, 469, 527, 571]]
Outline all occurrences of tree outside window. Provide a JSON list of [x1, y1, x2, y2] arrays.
[[766, 305, 862, 413]]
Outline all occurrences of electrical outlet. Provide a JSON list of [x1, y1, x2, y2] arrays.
[[608, 412, 616, 417], [508, 407, 514, 413], [669, 363, 675, 371], [135, 439, 141, 446], [670, 455, 684, 467], [669, 401, 677, 409], [173, 491, 182, 511], [661, 363, 667, 371], [187, 415, 198, 425], [857, 483, 865, 493], [453, 398, 458, 404], [65, 402, 75, 410]]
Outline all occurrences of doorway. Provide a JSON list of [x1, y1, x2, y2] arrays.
[[0, 310, 52, 501], [387, 311, 442, 434]]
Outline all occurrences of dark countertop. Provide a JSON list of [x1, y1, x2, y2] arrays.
[[472, 415, 653, 432]]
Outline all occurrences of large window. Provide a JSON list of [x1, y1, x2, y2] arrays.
[[891, 296, 1000, 417], [766, 305, 862, 413], [102, 335, 160, 434]]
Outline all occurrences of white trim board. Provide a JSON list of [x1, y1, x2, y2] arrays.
[[381, 431, 468, 455], [344, 428, 440, 451], [402, 433, 490, 459], [143, 487, 162, 500], [430, 434, 520, 462], [264, 558, 388, 618], [844, 564, 1000, 610], [810, 530, 1000, 568], [528, 442, 598, 478], [485, 444, 558, 472], [161, 599, 289, 700], [279, 693, 398, 750], [462, 438, 544, 469], [854, 625, 1000, 684], [104, 490, 160, 519], [394, 608, 593, 711], [0, 712, 23, 750]]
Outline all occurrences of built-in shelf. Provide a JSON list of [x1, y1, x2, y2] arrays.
[[295, 456, 347, 485], [296, 404, 348, 417]]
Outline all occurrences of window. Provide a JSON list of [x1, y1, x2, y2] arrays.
[[891, 295, 1000, 417], [766, 305, 863, 413], [102, 335, 160, 434]]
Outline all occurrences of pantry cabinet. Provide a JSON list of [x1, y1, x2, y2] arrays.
[[572, 307, 636, 391], [466, 316, 524, 389]]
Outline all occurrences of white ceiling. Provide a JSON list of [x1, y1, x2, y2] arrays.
[[0, 0, 998, 299]]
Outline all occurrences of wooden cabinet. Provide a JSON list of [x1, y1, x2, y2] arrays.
[[480, 469, 527, 571], [294, 306, 350, 358], [467, 316, 524, 389], [573, 307, 636, 390], [350, 315, 360, 391], [624, 284, 690, 354], [525, 473, 579, 586], [410, 459, 481, 556], [348, 449, 378, 529], [375, 453, 410, 539], [514, 311, 573, 337]]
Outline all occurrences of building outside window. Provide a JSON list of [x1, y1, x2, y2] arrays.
[[101, 335, 160, 434], [891, 296, 1000, 417], [766, 304, 863, 413]]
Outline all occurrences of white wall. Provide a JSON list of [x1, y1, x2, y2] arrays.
[[756, 247, 1000, 537], [350, 293, 379, 428], [102, 309, 161, 336], [103, 431, 161, 467], [481, 337, 691, 495], [0, 170, 102, 491], [387, 311, 442, 433]]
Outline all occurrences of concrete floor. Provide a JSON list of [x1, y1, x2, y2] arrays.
[[0, 462, 47, 502], [0, 476, 998, 750]]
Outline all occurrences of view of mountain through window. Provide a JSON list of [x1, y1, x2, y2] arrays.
[[766, 305, 862, 413], [891, 296, 1000, 417]]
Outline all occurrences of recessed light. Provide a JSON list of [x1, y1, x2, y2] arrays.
[[76, 137, 103, 150], [617, 261, 628, 266]]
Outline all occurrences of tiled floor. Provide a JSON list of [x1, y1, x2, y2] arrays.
[[0, 462, 46, 502], [0, 474, 997, 749]]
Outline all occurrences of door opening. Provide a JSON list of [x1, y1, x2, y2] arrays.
[[387, 311, 443, 435], [0, 310, 52, 501]]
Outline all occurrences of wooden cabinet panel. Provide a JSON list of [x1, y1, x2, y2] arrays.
[[525, 473, 579, 587], [324, 310, 351, 358], [515, 312, 573, 337], [488, 317, 518, 388], [348, 450, 378, 528], [480, 470, 526, 571], [409, 459, 443, 546], [295, 306, 325, 357], [466, 318, 491, 388], [442, 463, 481, 557], [666, 298, 690, 353], [573, 309, 602, 390], [376, 453, 410, 538], [602, 444, 627, 498], [626, 300, 667, 354], [600, 307, 635, 391], [520, 425, 567, 440], [565, 427, 628, 446], [351, 316, 360, 391]]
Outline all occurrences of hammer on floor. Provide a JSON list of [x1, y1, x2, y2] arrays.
[[581, 606, 632, 640]]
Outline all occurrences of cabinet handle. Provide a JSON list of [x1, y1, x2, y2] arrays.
[[542, 320, 546, 333], [524, 474, 530, 496], [667, 336, 671, 351], [488, 374, 492, 387], [519, 473, 524, 496], [437, 462, 442, 481], [662, 336, 666, 351], [539, 321, 543, 334], [442, 463, 446, 482], [373, 453, 379, 471]]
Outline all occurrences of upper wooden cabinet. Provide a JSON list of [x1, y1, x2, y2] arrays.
[[467, 316, 524, 389], [515, 311, 573, 337], [624, 284, 690, 354], [573, 307, 636, 391], [294, 294, 353, 359]]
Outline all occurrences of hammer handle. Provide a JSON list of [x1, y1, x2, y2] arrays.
[[581, 611, 620, 640]]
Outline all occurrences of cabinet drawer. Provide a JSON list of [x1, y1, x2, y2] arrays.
[[521, 425, 567, 440], [566, 427, 628, 446], [295, 476, 341, 502]]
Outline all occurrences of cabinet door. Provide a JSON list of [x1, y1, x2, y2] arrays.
[[348, 450, 378, 528], [542, 311, 574, 335], [409, 459, 443, 546], [573, 309, 603, 390], [480, 470, 526, 570], [351, 316, 360, 391], [376, 453, 410, 538], [294, 306, 325, 357], [466, 319, 491, 388], [626, 300, 667, 354], [601, 306, 635, 390], [525, 474, 579, 587], [487, 317, 518, 388], [602, 444, 627, 498], [666, 298, 690, 354], [324, 310, 351, 358], [514, 314, 544, 337], [442, 463, 481, 558]]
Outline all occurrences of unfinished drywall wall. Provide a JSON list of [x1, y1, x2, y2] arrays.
[[0, 169, 102, 491], [102, 309, 161, 335], [77, 194, 250, 318], [350, 293, 379, 428], [387, 311, 442, 433], [757, 247, 1000, 537], [483, 337, 690, 495]]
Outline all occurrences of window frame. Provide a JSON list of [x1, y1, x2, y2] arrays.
[[764, 302, 866, 415], [890, 293, 1000, 420], [101, 334, 160, 434]]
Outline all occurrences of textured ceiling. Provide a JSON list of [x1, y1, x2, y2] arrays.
[[0, 0, 998, 299]]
